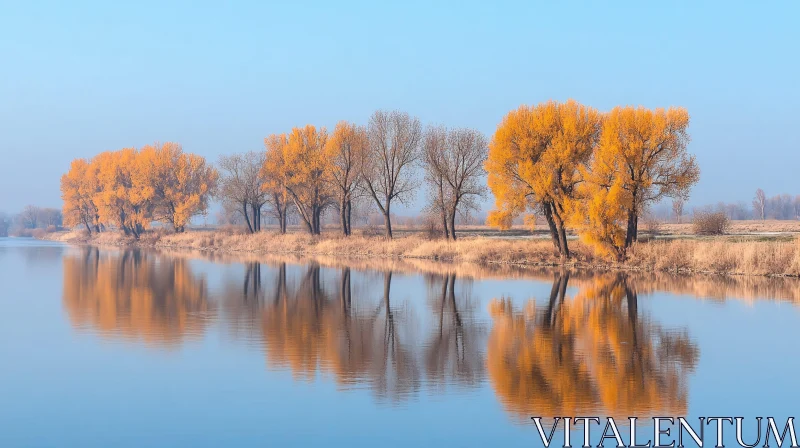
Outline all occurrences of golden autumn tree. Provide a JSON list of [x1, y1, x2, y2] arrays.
[[283, 125, 333, 235], [576, 106, 699, 258], [93, 148, 151, 238], [60, 143, 216, 236], [61, 158, 100, 233], [325, 121, 367, 236], [486, 100, 602, 258], [262, 134, 292, 234], [137, 142, 217, 232]]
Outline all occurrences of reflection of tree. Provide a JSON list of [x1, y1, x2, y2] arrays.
[[254, 265, 424, 401], [0, 243, 65, 266], [63, 248, 213, 345], [488, 271, 698, 421], [424, 273, 485, 388], [218, 262, 489, 401]]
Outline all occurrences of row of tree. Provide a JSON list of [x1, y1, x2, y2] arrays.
[[58, 102, 699, 260], [60, 143, 218, 237], [661, 190, 800, 224], [486, 101, 699, 259], [217, 110, 488, 239]]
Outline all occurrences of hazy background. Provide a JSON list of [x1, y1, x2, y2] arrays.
[[1, 1, 798, 214]]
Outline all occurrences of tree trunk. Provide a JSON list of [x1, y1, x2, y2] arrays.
[[541, 202, 560, 252], [312, 206, 321, 235], [345, 200, 352, 236], [441, 211, 450, 240], [251, 204, 260, 232], [340, 198, 348, 236], [448, 203, 458, 241], [625, 208, 638, 248], [242, 203, 254, 234], [551, 209, 570, 259], [384, 207, 393, 239]]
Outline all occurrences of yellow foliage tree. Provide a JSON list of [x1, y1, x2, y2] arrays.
[[576, 106, 699, 258], [60, 158, 100, 233], [262, 134, 292, 234], [93, 148, 150, 238], [325, 121, 367, 236], [486, 100, 602, 258], [283, 125, 332, 235], [60, 143, 216, 237], [138, 142, 217, 232]]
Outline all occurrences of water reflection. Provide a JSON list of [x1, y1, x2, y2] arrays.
[[423, 273, 485, 389], [60, 248, 705, 418], [488, 271, 699, 421], [62, 248, 214, 345], [235, 264, 441, 400]]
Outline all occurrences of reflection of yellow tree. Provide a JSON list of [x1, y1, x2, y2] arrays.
[[63, 248, 213, 345], [488, 272, 698, 421]]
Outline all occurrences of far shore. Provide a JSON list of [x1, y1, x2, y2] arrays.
[[39, 221, 800, 278]]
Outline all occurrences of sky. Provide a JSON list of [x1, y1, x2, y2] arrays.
[[1, 1, 799, 214]]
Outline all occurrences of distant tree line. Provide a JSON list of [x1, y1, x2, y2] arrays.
[[0, 205, 63, 237], [646, 189, 800, 223]]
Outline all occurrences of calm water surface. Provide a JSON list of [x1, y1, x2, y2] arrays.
[[1, 239, 798, 447]]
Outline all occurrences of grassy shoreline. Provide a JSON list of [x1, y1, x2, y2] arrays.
[[41, 228, 800, 278]]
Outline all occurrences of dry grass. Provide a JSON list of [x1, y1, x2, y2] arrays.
[[43, 227, 800, 278]]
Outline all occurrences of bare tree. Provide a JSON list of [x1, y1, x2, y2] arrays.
[[38, 208, 63, 228], [217, 152, 268, 233], [422, 126, 450, 237], [20, 205, 40, 229], [363, 110, 423, 238], [753, 188, 766, 221], [0, 212, 9, 237], [794, 195, 800, 220], [215, 202, 244, 226], [672, 199, 684, 224], [423, 127, 488, 240]]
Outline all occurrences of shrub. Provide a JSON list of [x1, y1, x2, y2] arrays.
[[422, 215, 445, 240], [641, 215, 663, 236], [692, 212, 729, 235]]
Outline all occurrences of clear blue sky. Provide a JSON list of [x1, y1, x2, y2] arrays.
[[1, 1, 798, 213]]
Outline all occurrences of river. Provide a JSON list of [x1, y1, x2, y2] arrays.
[[0, 239, 797, 447]]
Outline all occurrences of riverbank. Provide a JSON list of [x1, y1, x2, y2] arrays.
[[41, 228, 800, 277]]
